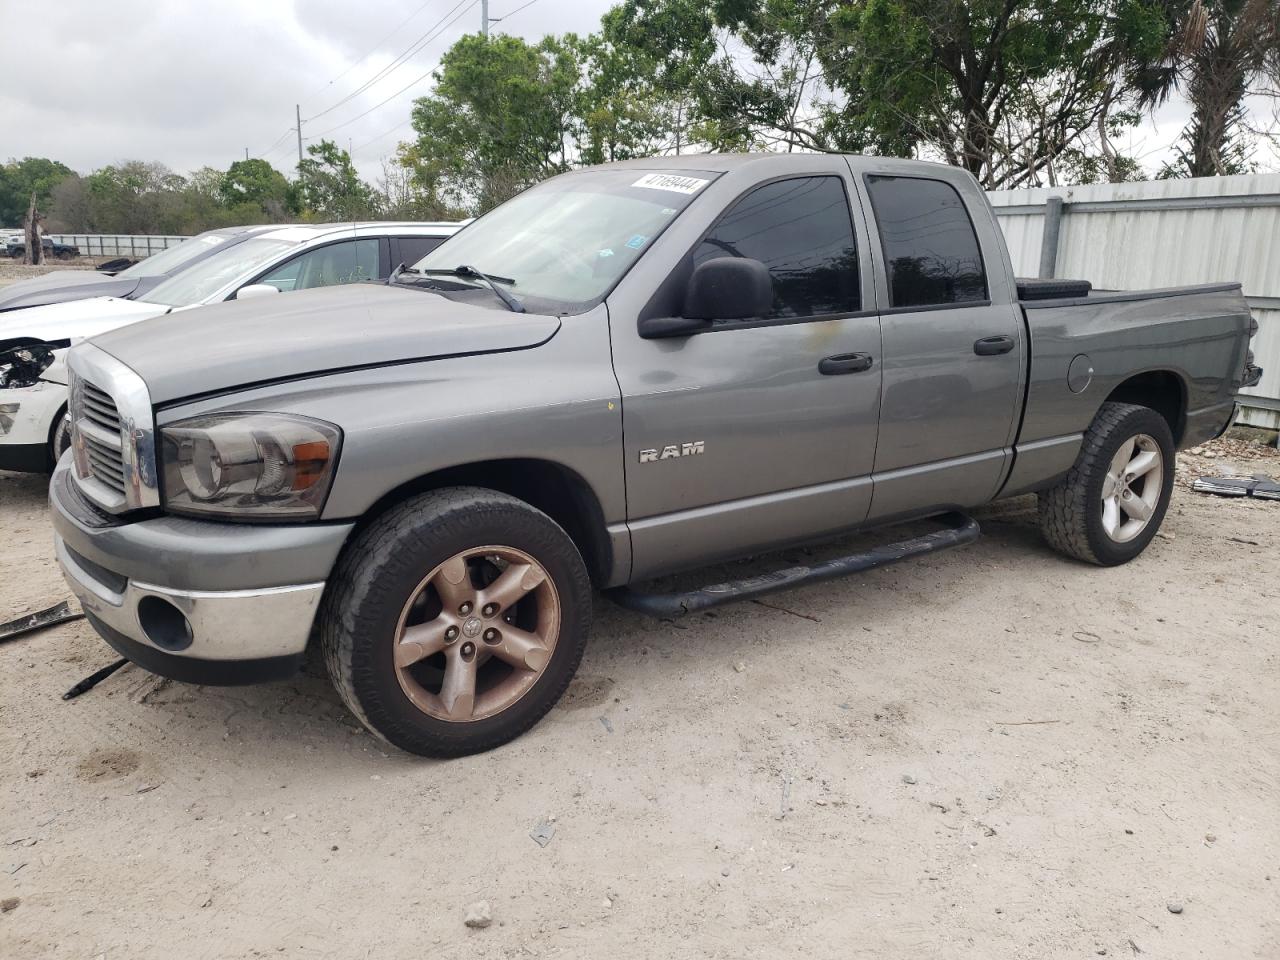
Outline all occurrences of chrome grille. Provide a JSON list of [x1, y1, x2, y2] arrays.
[[66, 343, 160, 514], [73, 379, 127, 499], [81, 382, 122, 433]]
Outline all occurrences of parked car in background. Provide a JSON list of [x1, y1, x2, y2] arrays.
[[0, 221, 461, 471], [6, 236, 81, 260], [0, 226, 275, 313], [44, 154, 1262, 757]]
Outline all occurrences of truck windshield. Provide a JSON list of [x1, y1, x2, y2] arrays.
[[142, 238, 298, 307], [411, 169, 718, 312], [117, 230, 239, 279]]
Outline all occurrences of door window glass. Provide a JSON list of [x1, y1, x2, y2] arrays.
[[865, 175, 987, 307], [259, 238, 380, 292], [691, 176, 860, 319], [396, 235, 445, 265]]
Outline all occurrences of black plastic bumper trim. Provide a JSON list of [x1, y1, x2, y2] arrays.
[[85, 612, 304, 686]]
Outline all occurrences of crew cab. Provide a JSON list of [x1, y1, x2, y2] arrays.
[[49, 155, 1262, 757], [0, 221, 459, 472]]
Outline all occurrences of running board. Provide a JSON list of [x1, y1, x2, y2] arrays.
[[607, 512, 981, 618]]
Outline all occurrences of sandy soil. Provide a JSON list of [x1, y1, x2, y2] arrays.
[[0, 258, 119, 286], [1, 440, 1277, 959]]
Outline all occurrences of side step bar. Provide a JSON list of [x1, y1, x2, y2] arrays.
[[606, 512, 980, 618]]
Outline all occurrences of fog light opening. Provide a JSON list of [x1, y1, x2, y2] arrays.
[[137, 596, 193, 652]]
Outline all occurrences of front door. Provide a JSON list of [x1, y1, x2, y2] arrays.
[[858, 172, 1024, 522], [610, 169, 883, 581]]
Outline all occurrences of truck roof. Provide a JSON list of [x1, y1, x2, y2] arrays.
[[582, 152, 965, 178]]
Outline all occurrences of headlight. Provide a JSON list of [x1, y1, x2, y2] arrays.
[[160, 412, 342, 520], [0, 342, 63, 389]]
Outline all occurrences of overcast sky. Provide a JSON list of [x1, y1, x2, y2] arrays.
[[3, 0, 1270, 185]]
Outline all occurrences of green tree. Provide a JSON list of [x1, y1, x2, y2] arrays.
[[84, 161, 189, 233], [402, 34, 584, 212], [220, 158, 294, 218], [0, 157, 74, 226], [296, 140, 379, 220]]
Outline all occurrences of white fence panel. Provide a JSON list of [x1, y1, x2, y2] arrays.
[[46, 234, 189, 257], [987, 174, 1280, 430]]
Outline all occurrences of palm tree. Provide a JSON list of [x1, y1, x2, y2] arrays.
[[1136, 0, 1279, 177]]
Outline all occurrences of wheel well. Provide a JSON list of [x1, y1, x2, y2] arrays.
[[1105, 371, 1186, 445], [354, 459, 613, 586]]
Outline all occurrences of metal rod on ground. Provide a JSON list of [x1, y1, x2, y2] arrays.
[[62, 659, 128, 701], [0, 601, 84, 643]]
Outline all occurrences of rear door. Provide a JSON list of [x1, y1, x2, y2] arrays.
[[857, 171, 1024, 522], [610, 165, 883, 580]]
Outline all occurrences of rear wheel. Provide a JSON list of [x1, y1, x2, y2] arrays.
[[1039, 402, 1175, 565], [320, 487, 592, 757]]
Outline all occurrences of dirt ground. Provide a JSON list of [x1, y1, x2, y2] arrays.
[[1, 440, 1278, 959], [0, 258, 121, 285]]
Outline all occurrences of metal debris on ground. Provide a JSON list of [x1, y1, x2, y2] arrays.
[[529, 820, 556, 847], [62, 658, 128, 700], [1191, 474, 1279, 500], [0, 600, 84, 643]]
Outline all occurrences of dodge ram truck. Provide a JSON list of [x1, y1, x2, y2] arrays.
[[49, 154, 1263, 757]]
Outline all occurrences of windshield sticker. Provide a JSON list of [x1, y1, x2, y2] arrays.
[[632, 173, 710, 195], [661, 207, 677, 216], [626, 234, 648, 250], [598, 248, 615, 258]]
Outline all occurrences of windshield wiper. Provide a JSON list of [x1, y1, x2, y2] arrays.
[[419, 265, 524, 313]]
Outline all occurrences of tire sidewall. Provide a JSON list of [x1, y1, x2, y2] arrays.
[[335, 494, 591, 756], [1083, 408, 1176, 565]]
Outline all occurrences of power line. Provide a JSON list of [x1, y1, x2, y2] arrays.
[[310, 0, 479, 140], [349, 0, 541, 156], [302, 0, 474, 124], [299, 0, 439, 105], [489, 0, 541, 25]]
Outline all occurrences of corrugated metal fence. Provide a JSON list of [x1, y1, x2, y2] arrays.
[[47, 234, 188, 257], [987, 173, 1280, 430]]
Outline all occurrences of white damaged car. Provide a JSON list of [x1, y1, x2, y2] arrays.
[[0, 221, 460, 472]]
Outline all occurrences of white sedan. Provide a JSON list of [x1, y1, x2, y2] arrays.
[[0, 221, 460, 472]]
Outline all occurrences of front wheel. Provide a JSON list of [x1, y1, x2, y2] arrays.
[[1038, 401, 1176, 565], [320, 487, 592, 757]]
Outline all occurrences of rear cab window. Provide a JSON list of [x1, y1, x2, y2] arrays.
[[864, 175, 987, 308]]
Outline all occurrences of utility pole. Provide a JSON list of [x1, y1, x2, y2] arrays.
[[481, 0, 488, 36], [296, 104, 304, 171], [244, 147, 249, 161]]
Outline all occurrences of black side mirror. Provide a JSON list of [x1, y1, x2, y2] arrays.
[[638, 257, 774, 339]]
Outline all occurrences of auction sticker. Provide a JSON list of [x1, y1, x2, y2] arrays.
[[632, 173, 710, 195]]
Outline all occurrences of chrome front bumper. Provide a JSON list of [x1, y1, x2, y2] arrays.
[[56, 535, 325, 661], [49, 459, 354, 681]]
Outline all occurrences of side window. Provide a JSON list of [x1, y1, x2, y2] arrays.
[[397, 235, 445, 266], [865, 175, 987, 307], [691, 176, 859, 319], [258, 238, 380, 292]]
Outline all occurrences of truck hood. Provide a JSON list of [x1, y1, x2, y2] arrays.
[[0, 295, 169, 346], [89, 283, 562, 404], [0, 271, 141, 311]]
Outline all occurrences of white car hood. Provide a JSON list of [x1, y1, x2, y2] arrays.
[[0, 296, 171, 345]]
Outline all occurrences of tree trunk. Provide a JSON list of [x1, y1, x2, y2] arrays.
[[23, 192, 45, 266]]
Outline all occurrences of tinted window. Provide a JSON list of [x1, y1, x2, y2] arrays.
[[396, 235, 445, 265], [865, 175, 987, 307], [259, 238, 379, 292], [691, 176, 859, 319]]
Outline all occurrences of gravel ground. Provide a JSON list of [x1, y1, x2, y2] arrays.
[[0, 258, 119, 285], [1, 439, 1278, 959]]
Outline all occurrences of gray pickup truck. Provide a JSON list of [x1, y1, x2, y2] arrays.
[[50, 154, 1263, 757]]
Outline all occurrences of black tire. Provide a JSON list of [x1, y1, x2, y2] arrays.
[[48, 409, 71, 469], [1038, 401, 1176, 566], [320, 486, 592, 757]]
